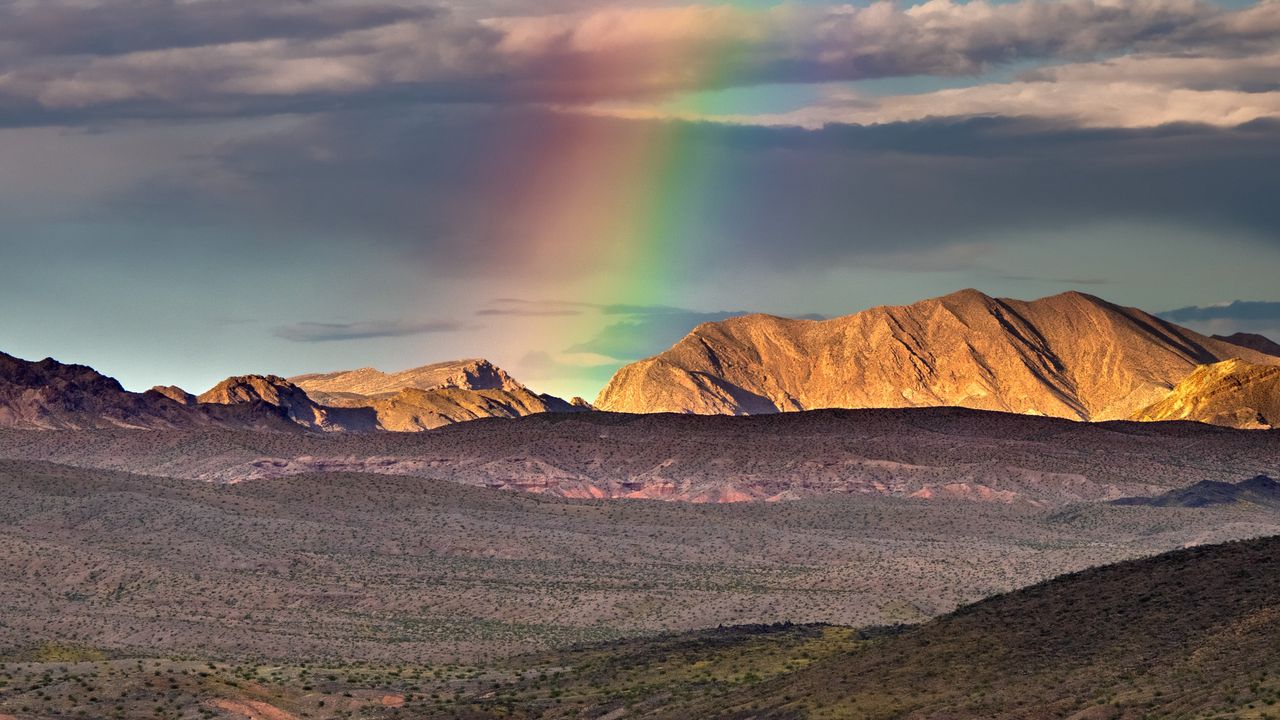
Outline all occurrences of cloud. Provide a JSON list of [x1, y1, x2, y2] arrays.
[[1161, 301, 1280, 323], [0, 1, 436, 58], [273, 319, 467, 342], [1159, 301, 1280, 343], [476, 307, 584, 317], [476, 299, 588, 317], [584, 49, 1280, 129], [100, 107, 1280, 281], [567, 309, 749, 361], [0, 0, 1274, 125]]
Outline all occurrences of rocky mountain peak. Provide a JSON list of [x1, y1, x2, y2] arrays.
[[595, 290, 1280, 421]]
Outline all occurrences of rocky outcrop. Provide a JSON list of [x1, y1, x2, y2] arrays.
[[1131, 359, 1280, 429], [148, 385, 196, 405], [369, 386, 576, 431], [0, 352, 298, 431], [198, 375, 378, 432], [595, 290, 1278, 421], [292, 358, 523, 401], [292, 359, 584, 431]]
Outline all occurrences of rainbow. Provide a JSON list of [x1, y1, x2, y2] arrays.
[[426, 2, 819, 400], [489, 2, 793, 328]]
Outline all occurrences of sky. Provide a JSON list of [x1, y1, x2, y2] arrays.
[[1, 0, 1279, 401]]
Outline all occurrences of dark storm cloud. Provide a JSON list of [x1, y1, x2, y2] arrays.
[[0, 0, 435, 57], [119, 108, 1280, 278], [273, 319, 467, 342], [1161, 301, 1280, 323]]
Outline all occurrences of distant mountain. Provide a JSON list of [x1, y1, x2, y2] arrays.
[[1213, 331, 1280, 357], [292, 358, 522, 404], [198, 375, 378, 432], [148, 385, 196, 406], [366, 386, 579, 431], [595, 289, 1279, 421], [1132, 358, 1280, 429], [0, 352, 296, 431], [1113, 475, 1280, 509], [292, 358, 584, 431]]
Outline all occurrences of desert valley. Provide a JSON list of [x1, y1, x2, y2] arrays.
[[4, 0, 1280, 714], [0, 290, 1278, 718]]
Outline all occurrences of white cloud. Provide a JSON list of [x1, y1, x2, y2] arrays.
[[576, 48, 1280, 129], [0, 0, 1273, 124]]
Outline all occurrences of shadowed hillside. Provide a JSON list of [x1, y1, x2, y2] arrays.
[[1113, 474, 1280, 509], [0, 408, 1276, 505]]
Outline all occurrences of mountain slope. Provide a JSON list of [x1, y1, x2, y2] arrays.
[[0, 352, 297, 431], [1132, 358, 1280, 429], [292, 358, 581, 430], [223, 534, 1274, 719], [1214, 331, 1280, 357], [198, 375, 378, 432], [369, 385, 577, 431], [1113, 474, 1280, 509], [661, 535, 1280, 719], [292, 358, 523, 403], [596, 290, 1278, 421]]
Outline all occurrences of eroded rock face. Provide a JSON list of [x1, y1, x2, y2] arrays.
[[291, 358, 584, 430], [148, 385, 196, 406], [369, 386, 578, 431], [595, 289, 1279, 421], [292, 358, 524, 399], [198, 375, 378, 432], [1132, 359, 1280, 429], [0, 352, 298, 431]]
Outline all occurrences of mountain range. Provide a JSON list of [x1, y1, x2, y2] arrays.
[[0, 353, 581, 432], [0, 351, 300, 432], [1213, 331, 1280, 356], [3, 290, 1278, 433], [596, 289, 1280, 425]]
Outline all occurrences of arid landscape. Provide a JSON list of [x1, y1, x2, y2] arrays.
[[2, 535, 1278, 719], [4, 0, 1280, 710], [3, 453, 1279, 664], [2, 285, 1280, 717]]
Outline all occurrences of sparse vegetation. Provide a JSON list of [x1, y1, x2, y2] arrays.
[[3, 537, 1277, 719]]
